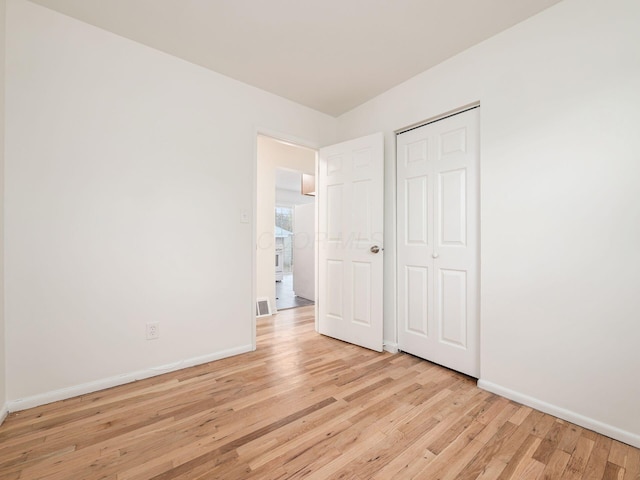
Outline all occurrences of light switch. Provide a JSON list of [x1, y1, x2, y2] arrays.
[[240, 210, 249, 224]]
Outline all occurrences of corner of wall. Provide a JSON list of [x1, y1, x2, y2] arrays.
[[478, 379, 640, 449], [8, 344, 253, 412], [0, 0, 7, 426], [383, 342, 399, 354]]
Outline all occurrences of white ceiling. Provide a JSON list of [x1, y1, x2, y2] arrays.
[[28, 0, 562, 116]]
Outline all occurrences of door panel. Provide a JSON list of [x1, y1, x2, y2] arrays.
[[397, 107, 479, 377], [352, 262, 372, 325], [352, 180, 372, 240], [406, 265, 429, 337], [326, 260, 344, 318], [439, 169, 466, 246], [406, 176, 429, 245], [326, 185, 343, 242], [439, 268, 467, 348], [318, 133, 384, 352]]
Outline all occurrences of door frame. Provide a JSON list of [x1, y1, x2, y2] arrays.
[[394, 102, 480, 136], [252, 127, 320, 350]]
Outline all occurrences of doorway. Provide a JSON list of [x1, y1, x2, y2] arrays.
[[255, 135, 317, 315], [274, 173, 315, 310], [254, 131, 385, 354]]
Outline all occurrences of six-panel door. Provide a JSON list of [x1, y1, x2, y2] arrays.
[[318, 133, 384, 352], [396, 108, 480, 377]]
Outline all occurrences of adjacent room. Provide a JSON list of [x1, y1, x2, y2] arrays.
[[0, 0, 639, 478], [273, 169, 315, 311], [256, 135, 316, 314]]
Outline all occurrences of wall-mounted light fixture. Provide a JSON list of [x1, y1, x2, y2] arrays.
[[302, 173, 316, 196]]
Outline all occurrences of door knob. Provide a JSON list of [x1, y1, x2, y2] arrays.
[[432, 253, 439, 259], [370, 245, 381, 254]]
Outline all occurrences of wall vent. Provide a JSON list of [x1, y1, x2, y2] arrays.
[[256, 297, 272, 317]]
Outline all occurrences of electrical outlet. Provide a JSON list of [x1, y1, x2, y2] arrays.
[[146, 322, 160, 340]]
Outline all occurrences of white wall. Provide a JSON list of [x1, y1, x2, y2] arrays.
[[338, 0, 640, 446], [293, 203, 315, 301], [4, 0, 335, 407], [0, 0, 6, 424], [256, 137, 315, 312], [275, 187, 315, 207]]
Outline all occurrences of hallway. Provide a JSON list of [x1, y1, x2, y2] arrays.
[[275, 273, 314, 310]]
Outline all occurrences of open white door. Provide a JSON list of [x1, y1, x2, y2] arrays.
[[318, 133, 384, 351]]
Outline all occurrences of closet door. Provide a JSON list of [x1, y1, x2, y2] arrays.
[[396, 107, 479, 377]]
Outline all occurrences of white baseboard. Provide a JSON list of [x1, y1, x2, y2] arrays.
[[383, 342, 399, 354], [8, 344, 253, 412], [0, 402, 8, 426], [478, 379, 640, 449]]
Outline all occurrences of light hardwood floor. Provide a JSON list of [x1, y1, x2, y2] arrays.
[[0, 306, 638, 479]]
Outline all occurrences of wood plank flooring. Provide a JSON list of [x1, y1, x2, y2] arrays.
[[0, 306, 638, 479]]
